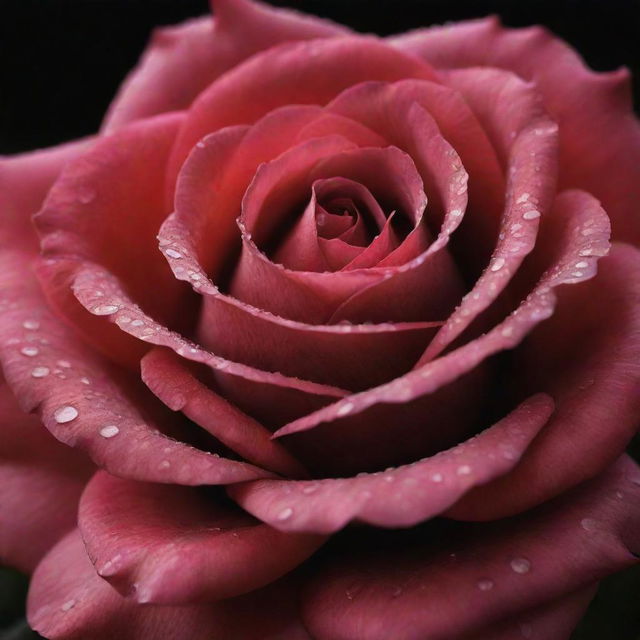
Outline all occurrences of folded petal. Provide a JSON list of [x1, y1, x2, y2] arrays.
[[79, 471, 325, 604], [301, 456, 640, 640], [0, 381, 93, 573], [229, 395, 552, 533], [103, 0, 350, 131], [28, 529, 312, 640], [391, 16, 640, 244], [448, 242, 640, 520]]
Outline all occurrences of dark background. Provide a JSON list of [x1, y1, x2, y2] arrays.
[[1, 0, 640, 638]]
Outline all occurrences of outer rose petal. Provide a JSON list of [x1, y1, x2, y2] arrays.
[[28, 530, 312, 640], [301, 456, 640, 640], [79, 472, 325, 604], [103, 0, 350, 131], [35, 112, 192, 370], [448, 243, 640, 520], [229, 395, 553, 534], [391, 16, 640, 244], [0, 381, 93, 573]]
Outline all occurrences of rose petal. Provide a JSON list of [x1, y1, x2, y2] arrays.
[[301, 456, 640, 640], [229, 394, 553, 533], [167, 36, 437, 189], [103, 0, 350, 132], [274, 188, 609, 438], [28, 529, 312, 640], [391, 16, 640, 244], [448, 243, 640, 520], [35, 113, 192, 369], [79, 471, 325, 604], [0, 381, 93, 572], [140, 347, 307, 478]]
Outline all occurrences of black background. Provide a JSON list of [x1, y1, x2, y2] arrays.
[[1, 0, 640, 638]]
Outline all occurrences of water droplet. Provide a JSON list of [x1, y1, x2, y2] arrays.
[[80, 376, 91, 385], [516, 192, 530, 204], [31, 366, 50, 378], [522, 210, 541, 220], [450, 208, 463, 217], [158, 460, 171, 469], [510, 557, 531, 574], [277, 507, 293, 521], [131, 319, 144, 327], [431, 472, 443, 483], [490, 257, 506, 272], [93, 304, 119, 315], [100, 425, 120, 439], [22, 319, 40, 330], [302, 483, 319, 494], [166, 248, 182, 259], [337, 402, 354, 417], [60, 599, 76, 612], [54, 405, 78, 424], [575, 261, 589, 269], [477, 578, 494, 591], [580, 517, 597, 531], [57, 360, 72, 368], [501, 326, 514, 337], [20, 346, 39, 357], [457, 465, 472, 476]]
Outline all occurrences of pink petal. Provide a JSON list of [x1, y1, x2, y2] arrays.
[[0, 381, 93, 572], [301, 456, 640, 640], [417, 67, 559, 364], [140, 347, 307, 478], [103, 0, 349, 131], [467, 587, 596, 640], [35, 113, 192, 370], [28, 529, 312, 640], [79, 471, 325, 604], [167, 36, 436, 188], [274, 188, 610, 438], [448, 242, 640, 520], [229, 394, 553, 533], [391, 16, 640, 244]]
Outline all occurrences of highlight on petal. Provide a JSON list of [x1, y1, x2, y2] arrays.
[[275, 189, 609, 439], [301, 456, 640, 640], [229, 394, 553, 534], [103, 0, 350, 131], [79, 471, 325, 604], [28, 529, 312, 640], [0, 381, 93, 573], [391, 15, 640, 244]]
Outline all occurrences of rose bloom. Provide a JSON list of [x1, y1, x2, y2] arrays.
[[1, 0, 640, 638]]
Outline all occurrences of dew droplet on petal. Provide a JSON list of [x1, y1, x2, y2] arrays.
[[93, 304, 119, 315], [522, 210, 541, 220], [54, 405, 79, 424], [20, 346, 39, 357], [166, 248, 182, 259], [60, 599, 76, 612], [158, 460, 171, 469], [277, 507, 293, 521], [431, 473, 443, 483], [100, 425, 120, 439], [490, 257, 506, 272], [477, 578, 494, 591], [457, 465, 472, 476], [510, 557, 531, 574], [22, 319, 40, 330], [580, 517, 598, 532], [31, 366, 50, 378], [337, 402, 354, 417]]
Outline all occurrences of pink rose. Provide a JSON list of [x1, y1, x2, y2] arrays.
[[1, 0, 640, 638]]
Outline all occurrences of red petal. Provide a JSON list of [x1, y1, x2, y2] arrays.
[[28, 529, 312, 640], [0, 381, 92, 572], [301, 456, 640, 640], [35, 113, 191, 370], [448, 242, 640, 520], [274, 189, 609, 438], [103, 0, 349, 131], [229, 395, 552, 533], [391, 16, 640, 244], [79, 471, 325, 604]]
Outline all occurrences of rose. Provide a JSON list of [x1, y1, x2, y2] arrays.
[[1, 0, 640, 638]]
